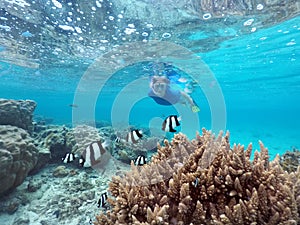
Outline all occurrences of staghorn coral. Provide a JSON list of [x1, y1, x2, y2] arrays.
[[94, 128, 300, 225]]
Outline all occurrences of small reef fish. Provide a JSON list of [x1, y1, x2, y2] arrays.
[[162, 115, 181, 132], [53, 209, 60, 218], [97, 192, 108, 208], [79, 140, 110, 167], [126, 129, 143, 144], [62, 153, 76, 163], [114, 129, 143, 144], [192, 177, 199, 187], [114, 136, 121, 143], [134, 155, 147, 166], [69, 104, 78, 108]]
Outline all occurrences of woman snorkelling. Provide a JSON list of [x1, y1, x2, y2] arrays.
[[147, 63, 200, 113]]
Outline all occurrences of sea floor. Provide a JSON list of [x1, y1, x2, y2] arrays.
[[0, 158, 129, 225], [0, 124, 298, 225]]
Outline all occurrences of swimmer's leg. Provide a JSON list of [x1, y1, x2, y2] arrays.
[[191, 100, 200, 113]]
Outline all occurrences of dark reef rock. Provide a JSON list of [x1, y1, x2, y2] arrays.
[[0, 98, 36, 133], [52, 165, 69, 178], [280, 147, 300, 173], [29, 147, 51, 175], [0, 125, 39, 195], [42, 126, 69, 162], [12, 217, 30, 225], [27, 178, 42, 192], [31, 125, 71, 172]]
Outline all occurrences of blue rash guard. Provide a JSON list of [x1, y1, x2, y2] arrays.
[[148, 86, 181, 105]]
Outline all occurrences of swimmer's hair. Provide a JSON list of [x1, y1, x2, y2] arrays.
[[151, 76, 170, 84]]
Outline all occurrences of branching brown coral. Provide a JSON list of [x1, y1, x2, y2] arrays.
[[94, 128, 300, 225]]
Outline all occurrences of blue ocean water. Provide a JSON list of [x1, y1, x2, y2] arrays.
[[0, 15, 299, 159]]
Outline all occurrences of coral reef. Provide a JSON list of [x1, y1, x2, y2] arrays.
[[112, 128, 161, 164], [31, 125, 71, 173], [0, 98, 36, 133], [67, 125, 103, 156], [32, 124, 126, 173], [32, 125, 103, 167], [0, 163, 112, 224], [33, 123, 159, 166], [95, 129, 300, 225], [41, 125, 70, 161], [280, 147, 300, 173], [0, 125, 39, 195], [27, 178, 42, 193], [52, 165, 70, 178]]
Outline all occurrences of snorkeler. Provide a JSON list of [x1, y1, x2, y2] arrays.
[[148, 75, 200, 113]]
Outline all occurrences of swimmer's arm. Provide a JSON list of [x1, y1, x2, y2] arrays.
[[180, 91, 200, 113], [180, 91, 195, 107]]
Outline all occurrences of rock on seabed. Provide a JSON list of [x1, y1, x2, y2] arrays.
[[0, 125, 39, 195]]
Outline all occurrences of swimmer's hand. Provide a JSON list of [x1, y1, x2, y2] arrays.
[[191, 105, 200, 113]]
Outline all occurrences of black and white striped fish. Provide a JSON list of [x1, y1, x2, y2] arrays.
[[192, 177, 199, 187], [126, 129, 143, 144], [134, 155, 147, 166], [62, 153, 76, 163], [162, 115, 181, 132], [79, 140, 110, 167], [115, 136, 122, 143], [97, 192, 108, 208]]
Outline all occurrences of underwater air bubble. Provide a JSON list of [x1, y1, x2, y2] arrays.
[[0, 25, 11, 32], [96, 1, 102, 8], [14, 0, 30, 7], [256, 4, 264, 10], [244, 18, 254, 26], [108, 16, 114, 21], [100, 39, 108, 43], [124, 27, 136, 35], [146, 23, 154, 29], [128, 24, 135, 28], [203, 13, 212, 20], [286, 40, 296, 46], [51, 0, 62, 9], [251, 27, 257, 32], [142, 32, 149, 37], [58, 25, 74, 31], [74, 27, 82, 34], [162, 32, 171, 39], [91, 7, 97, 11]]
